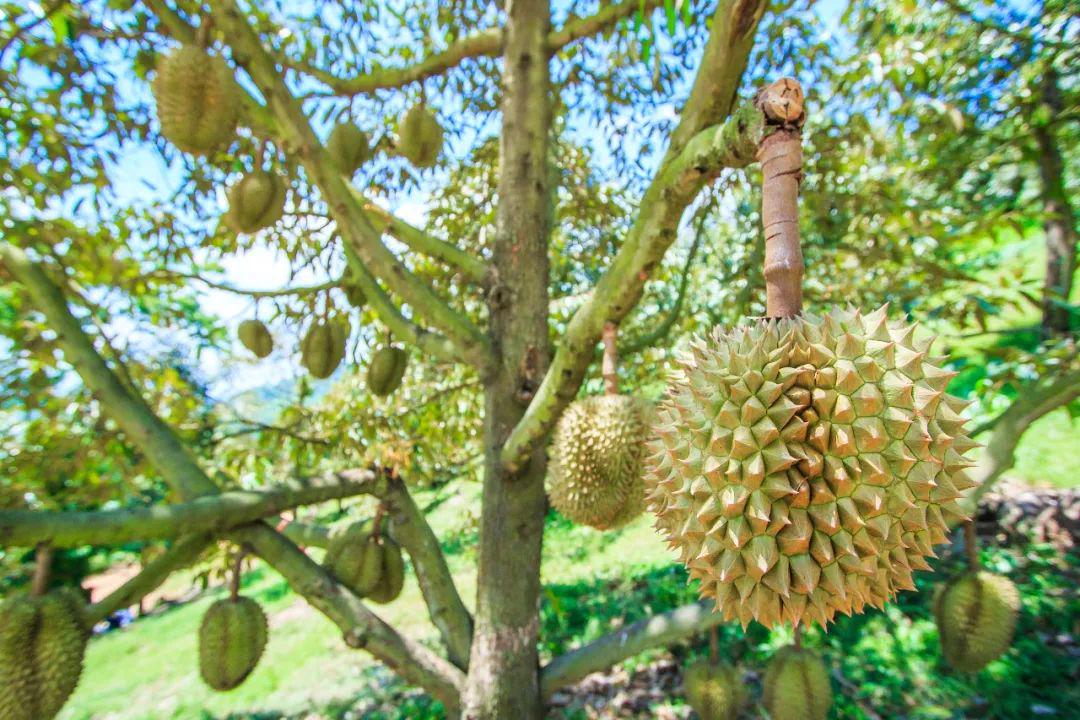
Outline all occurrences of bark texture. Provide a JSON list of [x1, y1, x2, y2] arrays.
[[462, 1, 553, 717]]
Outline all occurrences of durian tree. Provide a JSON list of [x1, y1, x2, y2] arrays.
[[0, 0, 1076, 718]]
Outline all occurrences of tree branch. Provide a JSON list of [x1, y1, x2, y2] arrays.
[[151, 269, 340, 298], [1, 242, 218, 500], [232, 523, 465, 709], [361, 201, 487, 285], [540, 600, 722, 697], [501, 91, 767, 471], [207, 0, 491, 367], [0, 471, 381, 548]]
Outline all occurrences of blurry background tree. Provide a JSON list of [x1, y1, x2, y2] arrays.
[[0, 0, 1076, 718]]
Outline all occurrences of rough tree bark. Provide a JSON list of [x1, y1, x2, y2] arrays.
[[462, 0, 553, 716]]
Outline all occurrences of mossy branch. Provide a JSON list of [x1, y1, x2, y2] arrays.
[[0, 471, 381, 548], [361, 201, 487, 285]]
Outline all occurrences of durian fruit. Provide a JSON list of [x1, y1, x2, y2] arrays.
[[397, 104, 443, 168], [223, 170, 287, 234], [237, 319, 273, 358], [323, 523, 384, 597], [301, 317, 349, 379], [368, 345, 408, 397], [0, 588, 89, 720], [934, 570, 1019, 671], [152, 46, 240, 155], [367, 537, 405, 605], [547, 395, 651, 530], [646, 306, 978, 629], [762, 646, 833, 720], [198, 596, 268, 691], [682, 658, 747, 720], [327, 122, 371, 176]]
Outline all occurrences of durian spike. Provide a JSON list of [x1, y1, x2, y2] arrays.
[[754, 77, 806, 319], [602, 321, 619, 395]]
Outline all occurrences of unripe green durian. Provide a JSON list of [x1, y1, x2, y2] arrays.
[[367, 537, 406, 604], [324, 523, 384, 597], [397, 104, 443, 168], [0, 588, 89, 720], [683, 658, 746, 720], [152, 46, 240, 155], [237, 319, 273, 358], [934, 570, 1019, 671], [762, 646, 832, 720], [646, 306, 978, 629], [223, 170, 287, 234], [547, 395, 651, 530], [301, 317, 349, 379], [367, 346, 408, 397], [198, 596, 267, 691], [327, 122, 371, 176]]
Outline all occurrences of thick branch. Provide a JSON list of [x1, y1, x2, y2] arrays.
[[86, 534, 211, 624], [0, 471, 380, 548], [547, 0, 665, 51], [501, 94, 767, 471], [207, 0, 490, 366], [1, 243, 218, 500], [540, 600, 722, 697], [233, 523, 465, 709], [361, 201, 487, 285]]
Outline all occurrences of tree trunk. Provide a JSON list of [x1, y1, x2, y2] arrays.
[[462, 0, 552, 718], [1035, 69, 1077, 337]]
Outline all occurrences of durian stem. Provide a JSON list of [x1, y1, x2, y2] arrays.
[[794, 623, 804, 649], [963, 520, 981, 569], [372, 503, 387, 538], [708, 626, 719, 665], [601, 322, 619, 395], [229, 549, 247, 602], [31, 541, 53, 596], [754, 78, 805, 319]]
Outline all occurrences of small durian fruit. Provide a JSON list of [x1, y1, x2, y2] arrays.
[[223, 170, 287, 234], [237, 319, 273, 358], [646, 306, 979, 629], [935, 570, 1020, 672], [367, 537, 406, 605], [762, 646, 832, 720], [152, 46, 240, 155], [683, 658, 746, 720], [547, 395, 651, 530], [327, 122, 371, 176], [0, 588, 89, 720], [368, 346, 408, 397], [198, 596, 268, 691], [397, 104, 444, 168], [300, 317, 349, 379], [324, 523, 384, 597]]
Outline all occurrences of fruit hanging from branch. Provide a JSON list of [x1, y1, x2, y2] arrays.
[[397, 104, 444, 169], [327, 122, 372, 177], [762, 645, 832, 720], [222, 169, 288, 235], [367, 345, 408, 397], [151, 45, 240, 156], [237, 319, 273, 358], [198, 555, 268, 692], [300, 317, 349, 379]]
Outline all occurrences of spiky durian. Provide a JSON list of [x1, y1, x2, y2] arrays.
[[152, 46, 240, 155], [548, 395, 651, 530], [397, 104, 443, 168], [646, 306, 978, 629], [762, 646, 832, 720], [934, 570, 1019, 671], [223, 170, 287, 234], [367, 537, 406, 604], [198, 596, 267, 691], [368, 346, 408, 397], [0, 588, 88, 720], [237, 319, 273, 358], [301, 318, 349, 379], [327, 122, 371, 176], [324, 523, 384, 597], [683, 658, 747, 720]]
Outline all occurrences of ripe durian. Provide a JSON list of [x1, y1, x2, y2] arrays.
[[683, 658, 746, 719], [237, 319, 273, 358], [397, 104, 443, 168], [934, 570, 1019, 671], [367, 346, 407, 397], [301, 318, 349, 379], [548, 395, 651, 530], [327, 122, 371, 176], [324, 523, 384, 597], [152, 46, 240, 155], [223, 170, 287, 234], [762, 646, 832, 720], [198, 596, 267, 691], [646, 306, 978, 629], [0, 588, 88, 720]]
